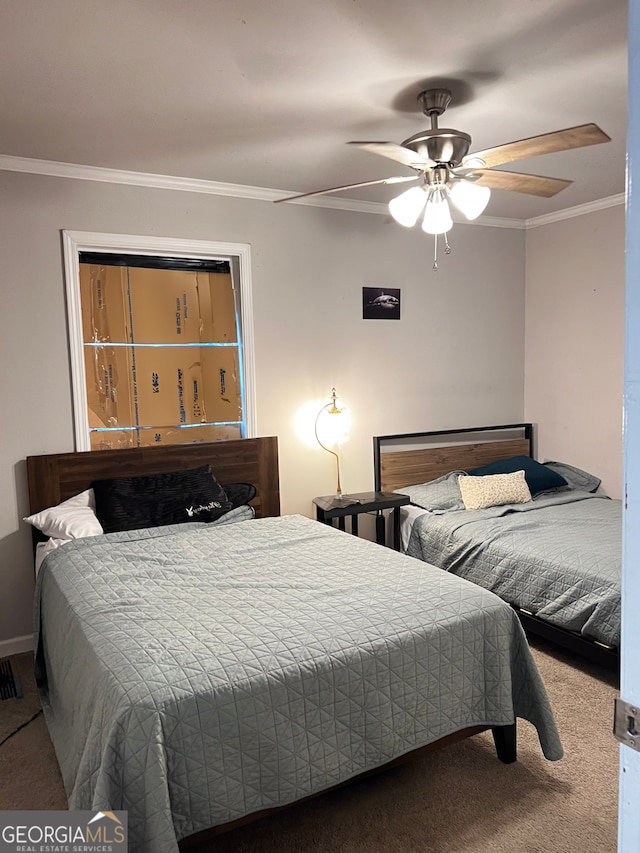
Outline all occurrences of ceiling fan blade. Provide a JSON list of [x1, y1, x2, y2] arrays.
[[464, 124, 611, 169], [459, 168, 573, 197], [347, 141, 434, 169], [274, 174, 418, 203]]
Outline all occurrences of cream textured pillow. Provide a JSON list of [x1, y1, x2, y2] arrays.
[[458, 470, 532, 511]]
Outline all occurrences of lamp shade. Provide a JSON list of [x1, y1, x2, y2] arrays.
[[315, 402, 350, 447], [448, 180, 491, 220], [388, 186, 428, 227], [421, 189, 453, 235]]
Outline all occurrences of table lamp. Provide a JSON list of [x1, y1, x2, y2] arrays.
[[314, 387, 350, 499]]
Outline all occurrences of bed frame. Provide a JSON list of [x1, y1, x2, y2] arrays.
[[373, 423, 619, 670], [26, 435, 518, 845], [179, 725, 514, 849]]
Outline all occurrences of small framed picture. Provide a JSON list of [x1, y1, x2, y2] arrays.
[[362, 287, 401, 320]]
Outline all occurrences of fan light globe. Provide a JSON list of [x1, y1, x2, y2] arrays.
[[421, 189, 453, 235], [448, 180, 491, 220], [388, 186, 428, 227]]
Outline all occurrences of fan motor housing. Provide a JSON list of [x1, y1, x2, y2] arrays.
[[402, 128, 471, 166]]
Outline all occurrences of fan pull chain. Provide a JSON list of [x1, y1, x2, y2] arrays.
[[432, 233, 453, 271]]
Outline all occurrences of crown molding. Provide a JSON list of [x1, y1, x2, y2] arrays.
[[525, 192, 626, 228], [0, 153, 525, 228], [0, 153, 623, 230], [0, 153, 286, 200], [456, 214, 524, 229]]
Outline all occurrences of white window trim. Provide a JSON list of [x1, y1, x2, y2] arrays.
[[62, 230, 256, 451]]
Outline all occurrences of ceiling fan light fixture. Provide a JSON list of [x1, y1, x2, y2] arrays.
[[388, 185, 429, 227], [278, 88, 609, 270], [421, 188, 453, 235], [448, 180, 491, 220]]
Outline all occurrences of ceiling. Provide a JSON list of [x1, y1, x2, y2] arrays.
[[0, 0, 628, 222]]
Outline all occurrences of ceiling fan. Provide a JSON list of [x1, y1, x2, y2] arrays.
[[275, 88, 610, 264]]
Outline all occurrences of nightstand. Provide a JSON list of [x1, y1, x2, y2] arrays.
[[312, 491, 411, 550]]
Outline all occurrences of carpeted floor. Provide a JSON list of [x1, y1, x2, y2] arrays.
[[0, 653, 41, 741], [0, 638, 620, 852]]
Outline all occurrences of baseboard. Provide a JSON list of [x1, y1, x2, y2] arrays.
[[0, 634, 34, 658]]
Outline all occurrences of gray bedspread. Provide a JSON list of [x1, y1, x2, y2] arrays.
[[34, 513, 562, 853], [406, 490, 621, 648]]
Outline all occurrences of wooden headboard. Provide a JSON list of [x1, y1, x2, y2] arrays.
[[27, 436, 280, 518], [373, 424, 533, 493]]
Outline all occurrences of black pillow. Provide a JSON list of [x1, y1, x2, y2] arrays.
[[468, 455, 567, 496], [92, 465, 232, 533], [222, 482, 257, 510]]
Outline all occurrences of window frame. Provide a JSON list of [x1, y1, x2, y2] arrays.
[[63, 230, 256, 451]]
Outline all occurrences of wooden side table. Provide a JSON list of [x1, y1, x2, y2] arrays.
[[312, 491, 411, 550]]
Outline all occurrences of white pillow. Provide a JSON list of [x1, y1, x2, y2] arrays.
[[458, 470, 532, 511], [24, 489, 104, 540]]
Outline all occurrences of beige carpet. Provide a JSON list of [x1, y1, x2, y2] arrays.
[[0, 639, 620, 852]]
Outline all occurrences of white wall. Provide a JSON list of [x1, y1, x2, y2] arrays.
[[524, 205, 625, 497], [0, 170, 526, 648]]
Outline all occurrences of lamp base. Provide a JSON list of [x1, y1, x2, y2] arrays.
[[330, 494, 362, 507]]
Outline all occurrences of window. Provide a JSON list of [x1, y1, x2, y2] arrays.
[[63, 232, 255, 451]]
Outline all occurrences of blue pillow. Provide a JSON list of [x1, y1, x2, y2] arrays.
[[468, 455, 567, 496]]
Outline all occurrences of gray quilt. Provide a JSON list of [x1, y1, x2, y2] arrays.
[[407, 490, 621, 648], [34, 513, 562, 853]]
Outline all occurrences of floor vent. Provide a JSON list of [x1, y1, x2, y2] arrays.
[[0, 658, 23, 700]]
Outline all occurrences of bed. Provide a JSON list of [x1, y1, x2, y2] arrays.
[[27, 436, 562, 853], [373, 423, 621, 668]]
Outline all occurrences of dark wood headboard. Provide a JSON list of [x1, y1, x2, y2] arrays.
[[27, 436, 280, 518], [373, 424, 533, 493]]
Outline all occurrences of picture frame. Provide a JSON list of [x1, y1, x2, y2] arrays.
[[362, 287, 401, 320]]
